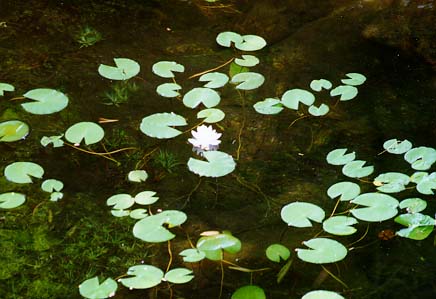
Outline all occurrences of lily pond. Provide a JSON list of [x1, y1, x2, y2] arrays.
[[1, 0, 436, 298]]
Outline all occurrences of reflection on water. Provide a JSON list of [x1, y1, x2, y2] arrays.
[[1, 0, 436, 298]]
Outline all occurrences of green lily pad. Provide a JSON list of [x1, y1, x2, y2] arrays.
[[308, 104, 329, 116], [183, 87, 221, 108], [129, 209, 148, 219], [49, 192, 63, 202], [350, 192, 399, 222], [234, 55, 260, 67], [322, 216, 358, 235], [281, 202, 325, 228], [0, 120, 29, 142], [310, 79, 332, 91], [230, 72, 265, 90], [133, 210, 187, 242], [179, 248, 206, 263], [229, 61, 249, 78], [0, 192, 26, 209], [197, 108, 225, 123], [327, 181, 360, 201], [342, 160, 374, 178], [98, 58, 140, 80], [281, 89, 315, 110], [22, 88, 68, 115], [326, 148, 356, 165], [164, 268, 194, 284], [253, 98, 283, 115], [111, 209, 130, 217], [187, 151, 236, 177], [119, 265, 164, 289], [265, 244, 291, 262], [374, 172, 410, 193], [399, 198, 427, 213], [65, 122, 104, 145], [196, 231, 241, 261], [330, 85, 358, 101], [395, 213, 435, 240], [152, 61, 184, 78], [140, 112, 187, 139], [4, 161, 44, 183], [128, 170, 148, 182], [0, 82, 15, 96], [231, 285, 266, 299], [216, 31, 243, 48], [383, 139, 412, 154], [302, 290, 345, 299], [156, 83, 182, 98], [41, 179, 63, 192], [235, 34, 267, 51], [410, 171, 428, 184], [79, 276, 117, 299], [404, 146, 436, 170], [416, 172, 436, 195], [134, 191, 159, 205], [296, 238, 347, 264], [106, 194, 135, 210], [40, 135, 64, 147], [341, 73, 366, 86], [199, 72, 229, 88]]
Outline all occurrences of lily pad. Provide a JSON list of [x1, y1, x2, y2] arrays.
[[98, 58, 140, 80], [229, 61, 249, 78], [308, 104, 329, 116], [265, 244, 291, 262], [310, 79, 332, 91], [152, 61, 184, 78], [342, 160, 374, 178], [253, 98, 283, 115], [129, 209, 148, 219], [111, 209, 130, 217], [0, 120, 29, 142], [231, 285, 266, 299], [416, 172, 436, 195], [106, 194, 135, 210], [40, 135, 64, 147], [65, 122, 104, 145], [22, 88, 68, 115], [199, 72, 229, 88], [50, 192, 63, 202], [322, 216, 358, 235], [302, 290, 345, 299], [234, 55, 260, 67], [134, 191, 159, 205], [140, 112, 187, 139], [230, 72, 265, 90], [156, 83, 182, 98], [341, 73, 366, 86], [197, 108, 225, 123], [281, 89, 315, 110], [164, 268, 194, 284], [399, 198, 427, 213], [79, 276, 117, 299], [133, 210, 187, 242], [119, 265, 164, 289], [383, 139, 412, 154], [404, 146, 436, 170], [350, 192, 399, 222], [4, 161, 44, 183], [327, 181, 360, 201], [187, 151, 236, 177], [296, 238, 347, 264], [128, 170, 148, 182], [183, 87, 221, 108], [196, 231, 241, 261], [179, 248, 206, 263], [326, 148, 356, 165], [281, 202, 325, 228], [41, 179, 63, 192], [0, 192, 26, 209], [0, 82, 15, 96], [330, 85, 358, 101], [216, 31, 243, 48], [235, 34, 267, 51], [373, 172, 410, 193], [395, 213, 435, 240]]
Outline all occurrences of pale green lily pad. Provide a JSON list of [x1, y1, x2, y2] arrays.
[[234, 55, 259, 67], [129, 209, 148, 219], [330, 85, 358, 101], [410, 171, 428, 184], [296, 238, 347, 264], [49, 192, 63, 202], [341, 73, 366, 86], [404, 146, 436, 170], [152, 61, 184, 78], [133, 210, 187, 242], [383, 139, 412, 154], [140, 112, 187, 139], [79, 276, 117, 299], [156, 83, 182, 98], [281, 89, 315, 110], [41, 179, 63, 192], [187, 151, 236, 177], [183, 87, 221, 108], [374, 172, 410, 193], [179, 248, 206, 263], [22, 88, 68, 115], [416, 172, 436, 195], [342, 160, 374, 178], [0, 82, 15, 96], [164, 268, 194, 284], [98, 58, 140, 80], [65, 122, 104, 145], [128, 170, 148, 182], [4, 161, 44, 183], [106, 194, 135, 210], [231, 72, 265, 90], [120, 265, 164, 289], [395, 213, 435, 240], [253, 98, 283, 115], [199, 72, 229, 88], [310, 79, 332, 91], [281, 202, 325, 228], [196, 231, 241, 261], [322, 216, 358, 235], [216, 31, 243, 47], [111, 209, 130, 217], [231, 285, 266, 299], [197, 108, 225, 123], [350, 192, 399, 222], [327, 181, 360, 201], [40, 135, 64, 147], [308, 104, 329, 116], [399, 198, 427, 213], [0, 192, 26, 209], [302, 290, 345, 299], [235, 34, 267, 51], [326, 148, 356, 165], [134, 191, 159, 205], [0, 120, 29, 142], [265, 244, 291, 262]]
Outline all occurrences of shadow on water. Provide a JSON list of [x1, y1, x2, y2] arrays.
[[1, 0, 436, 298]]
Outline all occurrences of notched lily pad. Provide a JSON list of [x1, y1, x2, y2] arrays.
[[265, 244, 291, 262], [327, 181, 360, 201], [373, 172, 410, 193], [231, 72, 265, 90], [326, 148, 356, 165], [164, 268, 194, 284], [0, 192, 26, 209], [342, 160, 374, 178], [322, 216, 358, 235], [330, 85, 358, 101], [350, 192, 399, 222], [234, 55, 259, 67], [0, 120, 29, 142], [281, 202, 325, 228], [152, 61, 184, 78], [133, 210, 187, 242], [128, 170, 148, 182], [188, 151, 236, 177], [22, 88, 69, 115], [4, 161, 44, 183], [179, 248, 206, 263], [399, 197, 427, 213], [308, 104, 329, 116], [196, 231, 241, 261], [183, 87, 221, 108], [197, 108, 225, 123], [156, 83, 182, 98], [199, 72, 229, 89], [310, 79, 332, 91], [281, 89, 315, 110], [98, 58, 140, 80], [41, 179, 64, 192], [0, 82, 15, 96], [296, 238, 347, 264], [65, 122, 104, 145], [383, 139, 412, 154], [341, 73, 366, 86], [235, 34, 267, 51], [253, 98, 283, 115], [120, 265, 164, 289], [216, 31, 243, 48], [140, 112, 187, 139], [79, 276, 117, 299], [404, 146, 436, 170]]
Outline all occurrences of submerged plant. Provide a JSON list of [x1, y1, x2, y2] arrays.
[[102, 81, 139, 106], [153, 150, 181, 173], [75, 26, 102, 48]]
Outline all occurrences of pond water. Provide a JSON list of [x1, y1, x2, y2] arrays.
[[1, 0, 436, 298]]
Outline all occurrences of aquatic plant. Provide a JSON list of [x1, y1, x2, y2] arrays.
[[102, 81, 139, 106], [153, 150, 181, 173], [75, 26, 102, 48]]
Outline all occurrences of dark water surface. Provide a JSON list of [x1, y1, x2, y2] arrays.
[[1, 0, 436, 298]]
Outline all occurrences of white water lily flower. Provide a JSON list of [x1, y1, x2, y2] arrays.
[[188, 125, 221, 151]]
